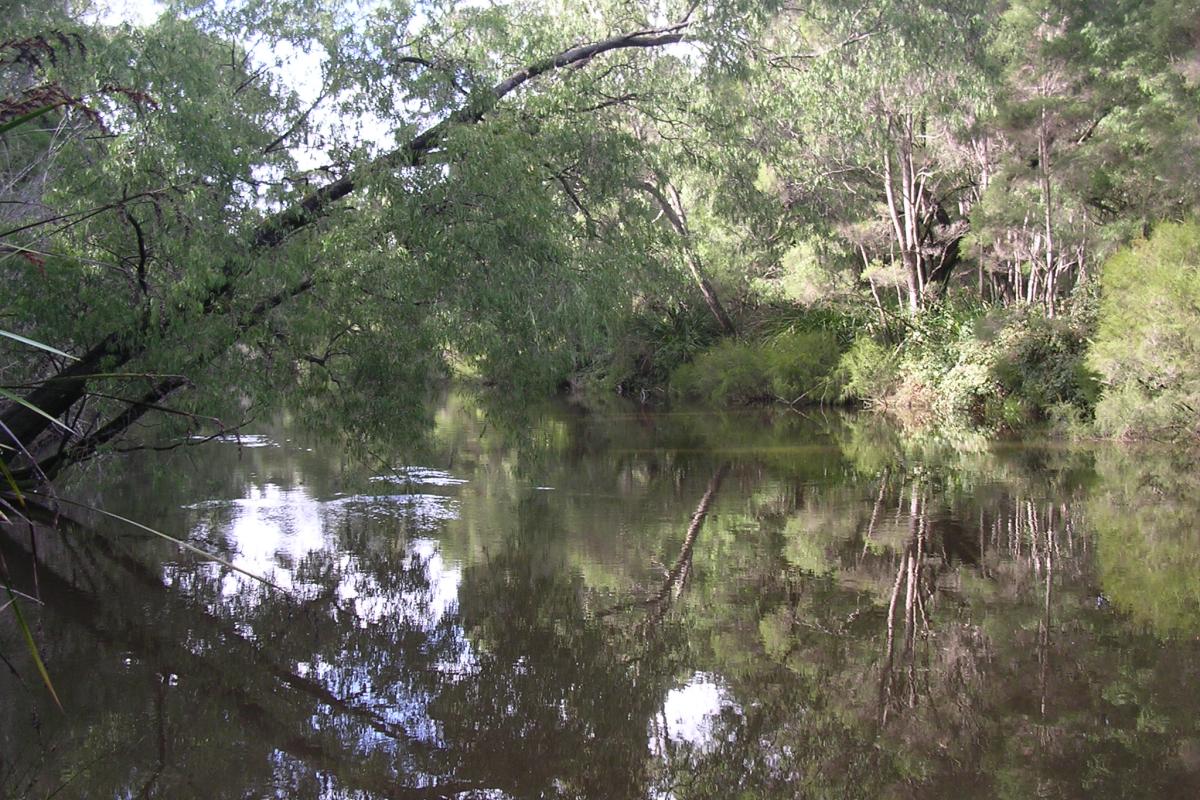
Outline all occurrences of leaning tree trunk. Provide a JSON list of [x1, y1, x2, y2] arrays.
[[636, 179, 736, 335], [0, 21, 692, 478]]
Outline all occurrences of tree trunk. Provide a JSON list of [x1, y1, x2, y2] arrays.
[[883, 146, 920, 315], [636, 180, 736, 335], [0, 22, 692, 475], [1038, 107, 1055, 318]]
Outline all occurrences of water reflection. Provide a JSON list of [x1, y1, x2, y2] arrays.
[[3, 398, 1200, 798], [653, 673, 736, 753]]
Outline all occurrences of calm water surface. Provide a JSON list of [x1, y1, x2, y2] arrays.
[[3, 395, 1200, 798]]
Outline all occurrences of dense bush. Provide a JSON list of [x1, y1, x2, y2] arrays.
[[838, 336, 899, 407], [838, 302, 996, 420], [904, 307, 998, 420], [764, 329, 844, 402], [594, 281, 1103, 433], [670, 339, 771, 404], [839, 302, 1097, 429], [748, 301, 873, 345], [990, 309, 1097, 412], [1089, 221, 1200, 441], [671, 329, 842, 405], [578, 303, 721, 398]]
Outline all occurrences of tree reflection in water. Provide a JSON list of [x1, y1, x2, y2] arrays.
[[3, 401, 1200, 799]]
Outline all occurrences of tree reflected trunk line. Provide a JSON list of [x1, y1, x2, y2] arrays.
[[1039, 513, 1054, 720], [859, 469, 889, 563], [872, 488, 1085, 730], [878, 486, 938, 724], [979, 495, 1085, 574], [880, 532, 906, 724], [596, 463, 730, 625]]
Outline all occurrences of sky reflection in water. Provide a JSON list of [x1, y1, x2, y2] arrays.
[[3, 397, 1200, 798]]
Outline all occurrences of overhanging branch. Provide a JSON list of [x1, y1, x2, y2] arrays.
[[1, 20, 692, 471]]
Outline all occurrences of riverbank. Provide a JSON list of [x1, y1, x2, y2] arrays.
[[575, 221, 1200, 444], [575, 298, 1097, 434]]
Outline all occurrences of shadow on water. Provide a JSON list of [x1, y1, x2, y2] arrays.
[[3, 394, 1200, 798]]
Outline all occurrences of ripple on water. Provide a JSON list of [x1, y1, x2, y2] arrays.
[[370, 466, 469, 487]]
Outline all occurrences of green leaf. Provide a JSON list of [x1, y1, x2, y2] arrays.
[[0, 458, 24, 506], [0, 103, 59, 136], [0, 387, 74, 436], [0, 330, 77, 360], [1, 581, 62, 710]]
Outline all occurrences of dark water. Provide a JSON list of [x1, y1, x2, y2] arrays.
[[3, 395, 1200, 799]]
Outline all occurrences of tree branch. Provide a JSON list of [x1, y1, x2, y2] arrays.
[[2, 21, 691, 470]]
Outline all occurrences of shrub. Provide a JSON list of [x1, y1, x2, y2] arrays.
[[671, 329, 843, 405], [750, 301, 872, 346], [763, 330, 843, 402], [895, 307, 999, 421], [842, 302, 1098, 429], [990, 310, 1095, 412], [838, 335, 900, 406], [1045, 400, 1091, 438], [671, 339, 772, 404], [581, 303, 721, 397], [1089, 220, 1200, 440]]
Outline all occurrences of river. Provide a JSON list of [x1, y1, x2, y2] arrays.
[[3, 393, 1199, 798]]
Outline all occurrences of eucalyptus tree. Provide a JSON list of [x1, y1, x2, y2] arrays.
[[971, 0, 1200, 312], [0, 0, 775, 482], [609, 70, 755, 336], [743, 0, 993, 314], [710, 0, 1198, 322]]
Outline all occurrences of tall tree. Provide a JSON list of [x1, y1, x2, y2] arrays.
[[0, 0, 753, 480], [742, 0, 992, 313], [971, 0, 1200, 311]]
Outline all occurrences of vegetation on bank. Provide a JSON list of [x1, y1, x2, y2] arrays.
[[2, 0, 1200, 493], [1090, 221, 1200, 441], [644, 217, 1194, 442], [587, 292, 1103, 435]]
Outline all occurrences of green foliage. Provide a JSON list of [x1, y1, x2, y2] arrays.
[[671, 329, 842, 405], [749, 301, 872, 346], [579, 303, 722, 398], [2, 0, 1198, 466], [763, 329, 843, 402], [1090, 220, 1200, 441], [838, 336, 900, 406], [837, 303, 1097, 429], [989, 308, 1097, 411], [890, 303, 1000, 422], [750, 236, 858, 306], [1, 0, 731, 468], [671, 339, 772, 404]]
